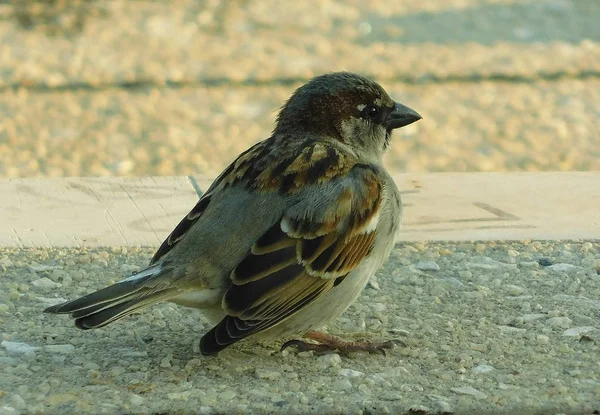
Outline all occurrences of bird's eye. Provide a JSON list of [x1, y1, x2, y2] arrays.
[[361, 105, 379, 119]]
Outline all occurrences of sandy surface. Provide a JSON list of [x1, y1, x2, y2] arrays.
[[1, 241, 599, 414], [0, 0, 599, 177]]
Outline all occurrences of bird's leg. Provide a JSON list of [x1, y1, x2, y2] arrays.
[[280, 330, 395, 354]]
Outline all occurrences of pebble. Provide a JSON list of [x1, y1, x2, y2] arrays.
[[45, 344, 75, 354], [471, 364, 495, 373], [316, 353, 342, 368], [547, 263, 583, 272], [218, 390, 237, 401], [521, 313, 547, 322], [159, 356, 172, 368], [49, 269, 71, 282], [414, 260, 440, 271], [0, 256, 14, 267], [120, 264, 142, 274], [338, 368, 364, 378], [504, 284, 527, 295], [562, 326, 595, 337], [367, 279, 380, 290], [168, 391, 193, 401], [28, 264, 62, 272], [371, 303, 386, 312], [1, 341, 40, 357], [432, 399, 454, 413], [547, 317, 572, 329], [332, 379, 353, 391], [31, 277, 60, 289], [450, 386, 487, 399], [255, 369, 281, 380], [130, 394, 146, 406]]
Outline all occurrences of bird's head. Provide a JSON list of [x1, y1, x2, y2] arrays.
[[274, 72, 422, 160]]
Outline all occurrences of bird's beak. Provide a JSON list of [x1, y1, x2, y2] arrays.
[[384, 102, 422, 130]]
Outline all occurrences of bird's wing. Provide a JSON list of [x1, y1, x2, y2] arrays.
[[200, 144, 384, 354], [149, 140, 268, 264], [150, 138, 358, 264]]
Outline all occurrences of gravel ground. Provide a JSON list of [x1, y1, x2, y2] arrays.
[[0, 0, 599, 177], [2, 79, 599, 178], [1, 241, 599, 414]]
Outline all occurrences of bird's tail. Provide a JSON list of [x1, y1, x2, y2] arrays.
[[44, 263, 177, 329]]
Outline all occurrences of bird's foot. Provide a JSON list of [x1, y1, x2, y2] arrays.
[[280, 330, 396, 355]]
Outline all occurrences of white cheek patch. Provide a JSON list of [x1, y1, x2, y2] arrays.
[[356, 104, 366, 111]]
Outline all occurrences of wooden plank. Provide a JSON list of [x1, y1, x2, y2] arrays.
[[1, 172, 598, 248]]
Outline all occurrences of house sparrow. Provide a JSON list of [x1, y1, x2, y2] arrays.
[[44, 72, 422, 355]]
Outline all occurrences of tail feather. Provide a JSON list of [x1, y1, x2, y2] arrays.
[[74, 291, 173, 329], [44, 264, 176, 329]]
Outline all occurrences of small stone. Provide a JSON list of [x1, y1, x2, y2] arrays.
[[470, 343, 488, 353], [573, 314, 594, 325], [581, 242, 594, 251], [371, 303, 386, 312], [471, 364, 495, 373], [450, 386, 487, 399], [168, 391, 193, 400], [537, 334, 550, 343], [457, 270, 473, 280], [29, 264, 62, 272], [255, 369, 281, 380], [521, 313, 547, 322], [109, 366, 126, 377], [332, 379, 353, 391], [338, 368, 364, 378], [31, 277, 60, 289], [1, 341, 40, 357], [120, 264, 142, 274], [218, 390, 237, 400], [0, 303, 10, 313], [9, 394, 26, 410], [562, 326, 595, 337], [548, 263, 583, 272], [519, 261, 539, 268], [45, 344, 75, 354], [49, 269, 71, 282], [160, 356, 172, 368], [432, 400, 453, 413], [414, 260, 440, 271], [316, 353, 341, 368], [504, 284, 527, 295], [547, 317, 572, 329], [130, 394, 145, 406], [367, 279, 380, 290], [0, 256, 14, 267], [297, 351, 314, 358], [538, 258, 553, 266], [497, 325, 527, 334], [83, 362, 100, 370]]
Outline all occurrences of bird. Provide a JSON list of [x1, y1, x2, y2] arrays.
[[44, 72, 422, 356]]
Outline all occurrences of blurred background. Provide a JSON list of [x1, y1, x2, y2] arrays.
[[0, 0, 598, 178]]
